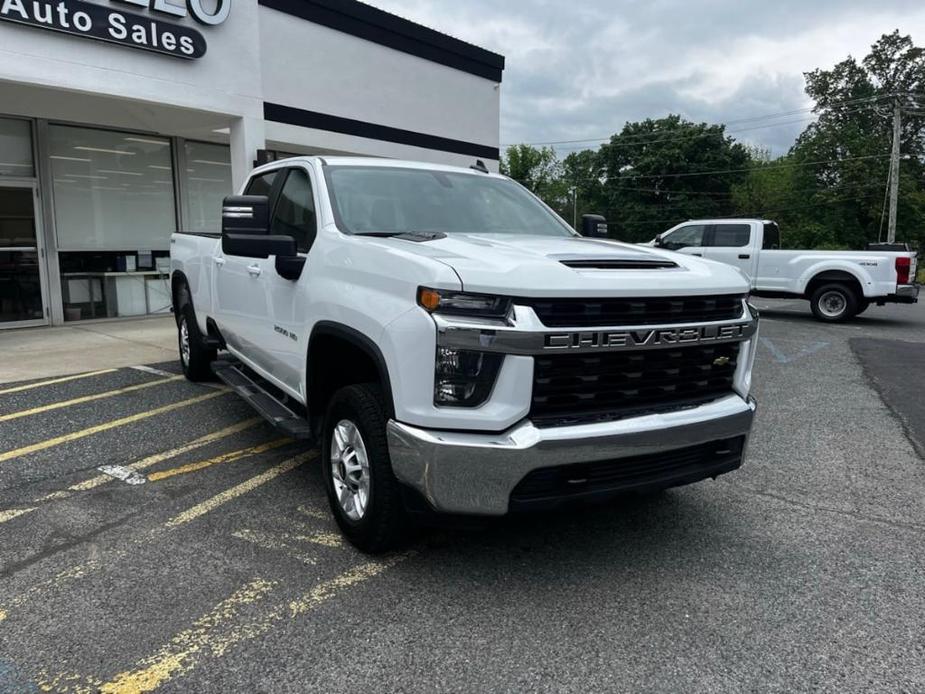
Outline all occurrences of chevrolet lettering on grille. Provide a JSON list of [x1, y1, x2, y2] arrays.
[[543, 322, 753, 351]]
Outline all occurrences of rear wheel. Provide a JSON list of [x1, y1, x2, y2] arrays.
[[322, 384, 407, 553], [176, 300, 216, 382], [809, 283, 858, 323], [855, 299, 871, 316]]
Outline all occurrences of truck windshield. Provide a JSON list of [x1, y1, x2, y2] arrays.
[[324, 166, 574, 237]]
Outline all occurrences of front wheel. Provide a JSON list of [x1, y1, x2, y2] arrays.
[[809, 283, 858, 323], [322, 384, 407, 553]]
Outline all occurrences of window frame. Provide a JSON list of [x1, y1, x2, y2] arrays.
[[253, 165, 319, 256], [662, 224, 708, 250]]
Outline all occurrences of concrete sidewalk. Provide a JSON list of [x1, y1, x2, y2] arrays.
[[0, 316, 177, 383]]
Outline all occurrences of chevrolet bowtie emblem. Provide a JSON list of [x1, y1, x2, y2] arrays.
[[713, 356, 731, 367]]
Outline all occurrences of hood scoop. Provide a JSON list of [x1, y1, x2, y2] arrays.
[[560, 258, 679, 270]]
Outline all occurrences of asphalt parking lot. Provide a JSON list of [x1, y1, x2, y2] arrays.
[[1, 300, 924, 693]]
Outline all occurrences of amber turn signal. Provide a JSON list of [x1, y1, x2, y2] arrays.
[[418, 287, 442, 312]]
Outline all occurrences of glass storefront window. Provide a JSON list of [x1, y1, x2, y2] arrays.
[[48, 125, 176, 321], [0, 118, 34, 177], [183, 141, 233, 233], [49, 125, 176, 252]]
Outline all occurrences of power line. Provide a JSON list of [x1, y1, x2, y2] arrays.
[[608, 193, 883, 227], [501, 94, 893, 148]]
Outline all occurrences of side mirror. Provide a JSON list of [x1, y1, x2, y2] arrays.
[[222, 195, 269, 236], [223, 233, 297, 259], [654, 234, 665, 248], [580, 214, 608, 238]]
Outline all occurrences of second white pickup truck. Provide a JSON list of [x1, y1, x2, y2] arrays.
[[651, 219, 919, 322]]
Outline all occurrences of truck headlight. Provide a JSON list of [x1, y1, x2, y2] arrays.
[[434, 348, 503, 407], [418, 287, 512, 320]]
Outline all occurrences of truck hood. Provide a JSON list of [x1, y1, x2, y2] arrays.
[[378, 233, 749, 297]]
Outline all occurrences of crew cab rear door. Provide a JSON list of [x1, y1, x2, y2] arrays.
[[701, 222, 758, 282]]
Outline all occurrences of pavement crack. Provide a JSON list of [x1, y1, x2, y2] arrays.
[[727, 482, 925, 535]]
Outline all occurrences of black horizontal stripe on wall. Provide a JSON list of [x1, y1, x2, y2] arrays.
[[257, 0, 504, 82], [264, 102, 500, 161]]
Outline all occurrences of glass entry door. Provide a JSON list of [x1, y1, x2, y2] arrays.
[[0, 185, 47, 326]]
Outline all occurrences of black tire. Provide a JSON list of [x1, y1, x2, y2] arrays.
[[177, 300, 216, 382], [809, 283, 858, 323], [322, 384, 407, 553], [855, 299, 871, 316]]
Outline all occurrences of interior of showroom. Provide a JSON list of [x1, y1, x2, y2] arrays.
[[0, 0, 504, 328]]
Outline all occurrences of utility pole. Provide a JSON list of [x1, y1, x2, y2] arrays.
[[572, 186, 578, 229], [887, 98, 902, 243]]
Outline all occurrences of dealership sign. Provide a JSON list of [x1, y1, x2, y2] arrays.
[[0, 0, 231, 59]]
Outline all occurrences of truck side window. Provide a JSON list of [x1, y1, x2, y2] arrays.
[[762, 222, 781, 249], [662, 224, 706, 250], [245, 171, 278, 197], [709, 224, 750, 248], [270, 169, 317, 253]]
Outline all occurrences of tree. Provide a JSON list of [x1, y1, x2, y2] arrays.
[[790, 31, 925, 250], [500, 144, 570, 216], [597, 115, 751, 242]]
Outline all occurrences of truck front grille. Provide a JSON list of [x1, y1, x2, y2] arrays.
[[530, 343, 739, 426], [522, 294, 745, 327]]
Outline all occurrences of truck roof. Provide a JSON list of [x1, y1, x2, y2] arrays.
[[683, 218, 774, 225], [256, 155, 505, 178]]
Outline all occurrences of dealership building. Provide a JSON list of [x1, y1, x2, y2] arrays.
[[0, 0, 504, 327]]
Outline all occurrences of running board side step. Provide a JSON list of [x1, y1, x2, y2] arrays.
[[212, 361, 315, 441]]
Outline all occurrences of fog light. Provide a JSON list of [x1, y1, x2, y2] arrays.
[[434, 348, 503, 407]]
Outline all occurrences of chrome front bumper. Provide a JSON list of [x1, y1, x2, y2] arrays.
[[387, 394, 757, 515]]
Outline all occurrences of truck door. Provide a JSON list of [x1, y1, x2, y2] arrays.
[[657, 224, 709, 257], [213, 169, 280, 364], [263, 166, 319, 398], [702, 223, 758, 281]]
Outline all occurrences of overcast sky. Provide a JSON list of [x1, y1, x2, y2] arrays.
[[368, 0, 925, 157]]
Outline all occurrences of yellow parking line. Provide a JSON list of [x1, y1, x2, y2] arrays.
[[98, 578, 277, 694], [97, 554, 412, 693], [165, 452, 314, 528], [0, 391, 226, 465], [0, 507, 36, 525], [61, 417, 263, 495], [0, 376, 184, 423], [0, 369, 117, 396], [147, 438, 291, 482]]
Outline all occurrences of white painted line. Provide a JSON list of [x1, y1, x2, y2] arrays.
[[130, 365, 177, 378], [0, 507, 37, 524], [97, 465, 148, 485]]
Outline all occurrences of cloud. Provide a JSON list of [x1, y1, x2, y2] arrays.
[[367, 0, 925, 156]]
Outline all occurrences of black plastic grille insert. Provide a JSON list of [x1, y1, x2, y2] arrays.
[[531, 342, 739, 426]]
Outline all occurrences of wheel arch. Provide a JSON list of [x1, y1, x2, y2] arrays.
[[803, 268, 865, 299], [307, 322, 395, 420]]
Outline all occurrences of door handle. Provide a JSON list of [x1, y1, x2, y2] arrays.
[[247, 264, 262, 277], [691, 252, 703, 256], [213, 257, 226, 267], [738, 254, 751, 259]]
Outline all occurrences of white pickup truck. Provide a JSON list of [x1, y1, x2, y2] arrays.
[[170, 157, 759, 552], [651, 219, 919, 322]]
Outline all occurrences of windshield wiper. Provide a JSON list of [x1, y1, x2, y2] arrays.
[[352, 231, 404, 237]]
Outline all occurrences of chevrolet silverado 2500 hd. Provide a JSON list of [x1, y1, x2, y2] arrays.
[[651, 219, 919, 322], [170, 157, 759, 552]]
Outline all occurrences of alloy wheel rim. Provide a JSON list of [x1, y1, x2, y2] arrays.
[[819, 290, 847, 318], [330, 419, 371, 521], [179, 318, 191, 366]]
